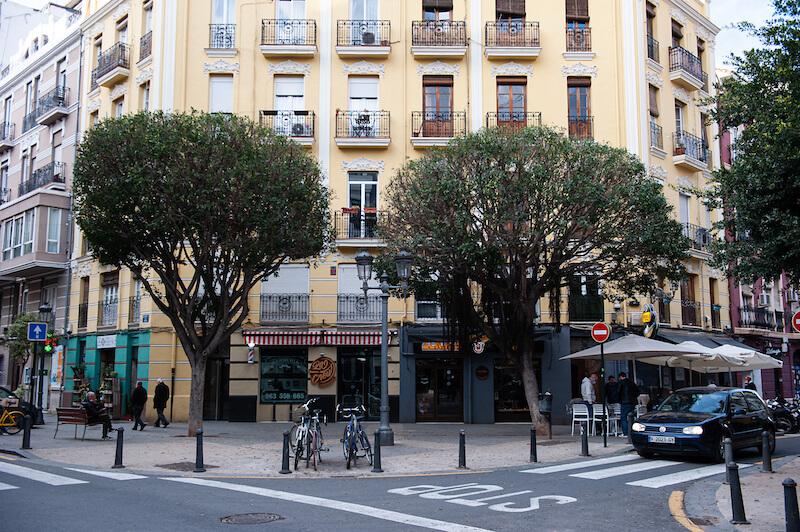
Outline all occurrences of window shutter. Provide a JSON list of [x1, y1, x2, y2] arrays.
[[671, 20, 683, 39], [697, 38, 705, 52], [497, 0, 525, 16], [649, 85, 659, 117], [567, 76, 591, 87], [646, 2, 656, 17], [566, 0, 589, 18], [423, 0, 453, 9]]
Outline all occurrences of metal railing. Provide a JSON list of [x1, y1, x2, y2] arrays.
[[568, 116, 593, 139], [411, 20, 467, 47], [90, 71, 98, 92], [486, 111, 541, 129], [128, 296, 141, 324], [568, 294, 605, 322], [673, 130, 709, 163], [94, 43, 130, 80], [259, 110, 315, 138], [22, 109, 38, 132], [19, 161, 65, 196], [776, 311, 785, 332], [37, 85, 69, 115], [0, 121, 14, 142], [0, 188, 9, 204], [335, 110, 390, 139], [739, 305, 780, 331], [566, 27, 592, 52], [99, 298, 118, 327], [657, 297, 671, 324], [260, 293, 309, 323], [485, 21, 540, 48], [647, 35, 659, 63], [683, 223, 711, 251], [261, 19, 317, 46], [334, 210, 380, 240], [78, 303, 88, 329], [669, 46, 706, 86], [337, 293, 381, 323], [139, 31, 152, 61], [336, 20, 391, 47], [411, 111, 466, 138], [711, 306, 721, 329], [681, 299, 701, 326], [209, 24, 236, 48], [649, 121, 663, 149]]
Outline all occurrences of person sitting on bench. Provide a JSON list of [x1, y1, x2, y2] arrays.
[[81, 391, 115, 440]]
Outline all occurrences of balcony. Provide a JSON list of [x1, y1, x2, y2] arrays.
[[128, 296, 142, 325], [738, 305, 780, 331], [0, 122, 13, 151], [90, 71, 98, 92], [93, 43, 130, 88], [411, 20, 467, 57], [0, 188, 9, 204], [337, 293, 381, 323], [260, 293, 309, 324], [18, 162, 66, 197], [673, 131, 709, 171], [260, 110, 315, 145], [139, 31, 152, 62], [77, 303, 88, 330], [568, 116, 593, 140], [650, 121, 664, 153], [98, 298, 118, 328], [36, 86, 69, 126], [565, 27, 593, 59], [681, 299, 701, 327], [647, 35, 659, 64], [669, 46, 706, 91], [568, 294, 605, 322], [335, 110, 390, 147], [334, 209, 381, 244], [410, 111, 466, 148], [484, 21, 541, 59], [22, 109, 38, 133], [260, 19, 317, 56], [486, 111, 541, 129], [208, 24, 236, 53], [336, 20, 391, 57], [683, 223, 711, 253]]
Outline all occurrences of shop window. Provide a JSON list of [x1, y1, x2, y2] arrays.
[[259, 349, 307, 403]]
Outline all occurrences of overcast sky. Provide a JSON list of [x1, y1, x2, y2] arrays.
[[711, 0, 774, 68]]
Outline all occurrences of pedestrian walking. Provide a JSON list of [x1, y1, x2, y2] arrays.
[[744, 375, 757, 392], [605, 375, 620, 404], [131, 382, 147, 431], [581, 373, 597, 404], [81, 391, 115, 439], [153, 378, 170, 428], [617, 372, 639, 436]]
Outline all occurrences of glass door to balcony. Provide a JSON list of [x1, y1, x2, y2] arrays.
[[496, 0, 525, 44], [276, 0, 306, 44], [350, 0, 379, 44], [274, 76, 305, 136], [348, 171, 377, 238], [423, 77, 453, 137], [497, 79, 526, 127], [348, 76, 378, 136]]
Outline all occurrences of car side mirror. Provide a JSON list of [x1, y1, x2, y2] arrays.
[[733, 408, 746, 416]]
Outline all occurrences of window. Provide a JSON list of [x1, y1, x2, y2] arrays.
[[143, 0, 154, 32], [423, 0, 452, 20], [140, 81, 151, 111], [56, 59, 67, 90], [646, 3, 656, 38], [94, 38, 102, 68], [568, 77, 591, 138], [697, 38, 705, 67], [20, 151, 28, 183], [423, 76, 453, 135], [351, 0, 379, 20], [497, 77, 526, 125], [674, 100, 685, 133], [114, 98, 124, 117], [565, 0, 589, 32], [260, 350, 308, 403], [3, 96, 11, 125], [213, 0, 236, 24], [274, 76, 304, 111], [277, 0, 306, 19], [700, 112, 709, 148], [117, 16, 128, 44], [46, 207, 61, 253], [23, 209, 33, 255], [261, 264, 309, 294], [0, 162, 8, 195], [729, 392, 747, 413], [25, 81, 33, 114], [209, 75, 233, 114], [743, 392, 766, 414], [679, 192, 690, 227], [52, 130, 62, 164], [40, 284, 55, 310], [90, 111, 99, 127], [33, 75, 40, 108], [671, 20, 683, 48], [3, 208, 35, 260], [348, 172, 378, 238], [348, 76, 378, 111], [497, 0, 525, 21], [648, 85, 659, 119]]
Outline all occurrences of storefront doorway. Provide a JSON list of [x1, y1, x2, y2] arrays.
[[204, 344, 230, 421], [415, 358, 463, 421], [338, 348, 380, 420], [494, 359, 537, 422]]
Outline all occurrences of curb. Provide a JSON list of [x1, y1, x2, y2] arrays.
[[0, 448, 31, 459]]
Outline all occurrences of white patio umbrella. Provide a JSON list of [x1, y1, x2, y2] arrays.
[[711, 344, 783, 370], [637, 341, 747, 385]]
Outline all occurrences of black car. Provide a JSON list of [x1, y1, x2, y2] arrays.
[[0, 386, 36, 419], [631, 386, 776, 462]]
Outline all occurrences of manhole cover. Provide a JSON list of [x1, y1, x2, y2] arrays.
[[156, 462, 220, 471], [220, 513, 283, 525]]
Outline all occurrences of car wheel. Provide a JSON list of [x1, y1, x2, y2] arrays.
[[637, 450, 655, 459]]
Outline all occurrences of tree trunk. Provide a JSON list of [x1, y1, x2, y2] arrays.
[[520, 346, 550, 437], [187, 356, 207, 436]]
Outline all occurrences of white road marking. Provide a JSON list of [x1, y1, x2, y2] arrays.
[[0, 481, 18, 490], [0, 461, 87, 486], [520, 454, 639, 474], [570, 459, 679, 480], [64, 468, 147, 481], [447, 491, 532, 508], [488, 495, 578, 513], [164, 477, 494, 532], [626, 463, 753, 488]]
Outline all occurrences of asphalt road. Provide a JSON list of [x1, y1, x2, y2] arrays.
[[3, 435, 799, 532]]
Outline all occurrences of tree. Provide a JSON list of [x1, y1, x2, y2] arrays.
[[381, 126, 688, 429], [3, 313, 41, 385], [74, 112, 329, 435], [708, 0, 800, 282]]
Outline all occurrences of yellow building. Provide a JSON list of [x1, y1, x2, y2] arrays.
[[66, 0, 728, 425]]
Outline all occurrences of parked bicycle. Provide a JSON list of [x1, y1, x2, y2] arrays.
[[338, 404, 372, 469], [0, 406, 24, 435], [290, 398, 327, 471]]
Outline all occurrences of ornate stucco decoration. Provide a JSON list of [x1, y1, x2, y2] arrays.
[[672, 87, 691, 103], [649, 165, 667, 181], [135, 68, 153, 84], [416, 61, 460, 77], [490, 62, 533, 77], [695, 26, 715, 48], [671, 9, 688, 26], [204, 60, 240, 73], [112, 1, 131, 21], [341, 158, 385, 172], [678, 177, 693, 190], [561, 63, 597, 78], [90, 22, 104, 37], [268, 60, 310, 75], [646, 71, 663, 88], [86, 99, 101, 113], [110, 83, 128, 100], [76, 262, 92, 279], [343, 60, 384, 76]]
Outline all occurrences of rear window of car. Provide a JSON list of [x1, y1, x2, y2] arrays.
[[743, 392, 766, 413], [730, 392, 748, 412]]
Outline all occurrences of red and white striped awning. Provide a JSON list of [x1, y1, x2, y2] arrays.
[[243, 330, 381, 347], [321, 331, 381, 346]]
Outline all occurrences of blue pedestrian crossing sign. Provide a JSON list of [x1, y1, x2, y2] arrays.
[[27, 322, 48, 342]]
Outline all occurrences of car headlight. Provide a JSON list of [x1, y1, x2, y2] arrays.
[[682, 426, 703, 435], [631, 422, 646, 432]]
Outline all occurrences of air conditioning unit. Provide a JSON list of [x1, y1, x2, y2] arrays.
[[291, 122, 307, 136], [361, 31, 375, 45]]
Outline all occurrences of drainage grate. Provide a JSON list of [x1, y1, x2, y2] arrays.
[[220, 513, 283, 525]]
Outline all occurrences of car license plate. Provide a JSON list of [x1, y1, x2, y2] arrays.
[[648, 435, 676, 444]]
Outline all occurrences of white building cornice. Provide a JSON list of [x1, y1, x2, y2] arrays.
[[669, 0, 721, 35]]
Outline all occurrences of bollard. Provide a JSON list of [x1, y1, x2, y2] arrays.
[[784, 478, 799, 532], [728, 462, 750, 525], [457, 430, 467, 469], [724, 437, 734, 484], [580, 422, 590, 457], [20, 415, 31, 450], [193, 429, 206, 473], [371, 431, 383, 473], [279, 430, 292, 475], [627, 412, 634, 444], [112, 427, 125, 469], [530, 427, 538, 463], [762, 431, 773, 473]]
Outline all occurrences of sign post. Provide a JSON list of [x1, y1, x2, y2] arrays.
[[591, 322, 611, 449], [792, 311, 800, 334]]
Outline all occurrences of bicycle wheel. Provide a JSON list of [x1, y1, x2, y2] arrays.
[[311, 431, 319, 472], [293, 430, 305, 471], [3, 411, 23, 435], [305, 431, 312, 469], [341, 427, 350, 460], [359, 429, 373, 466]]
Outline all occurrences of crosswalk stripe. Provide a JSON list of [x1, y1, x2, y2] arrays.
[[570, 459, 679, 480], [626, 463, 753, 489], [520, 454, 639, 474], [0, 461, 87, 486], [64, 468, 147, 481], [0, 481, 18, 490]]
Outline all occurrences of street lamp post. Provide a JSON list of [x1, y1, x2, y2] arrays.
[[355, 249, 412, 447], [30, 302, 53, 425]]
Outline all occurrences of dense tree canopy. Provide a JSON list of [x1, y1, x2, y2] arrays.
[[709, 0, 800, 282], [381, 126, 688, 427], [74, 112, 329, 434]]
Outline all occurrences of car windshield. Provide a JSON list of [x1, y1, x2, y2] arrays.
[[657, 391, 728, 414]]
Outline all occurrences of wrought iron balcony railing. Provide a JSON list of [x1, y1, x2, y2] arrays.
[[486, 111, 541, 129], [128, 296, 142, 324], [335, 110, 390, 139], [22, 109, 38, 132], [98, 298, 118, 327], [94, 42, 130, 80], [485, 21, 540, 48], [669, 46, 707, 86], [261, 19, 317, 46], [411, 111, 466, 138], [334, 210, 380, 240], [568, 294, 605, 322], [337, 293, 381, 323], [647, 35, 659, 63], [37, 85, 69, 115], [411, 20, 467, 47], [78, 303, 88, 329], [739, 305, 780, 331], [0, 121, 14, 142], [209, 24, 236, 48], [260, 293, 309, 323], [673, 130, 709, 162], [683, 223, 711, 251], [90, 70, 98, 92], [681, 299, 701, 326], [139, 31, 152, 61], [19, 161, 66, 196], [259, 110, 315, 137], [650, 121, 663, 149], [337, 20, 391, 47], [566, 27, 592, 52], [568, 116, 593, 139]]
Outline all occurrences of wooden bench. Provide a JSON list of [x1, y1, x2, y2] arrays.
[[55, 407, 103, 440]]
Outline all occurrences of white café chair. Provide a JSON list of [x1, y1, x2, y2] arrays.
[[571, 402, 591, 436]]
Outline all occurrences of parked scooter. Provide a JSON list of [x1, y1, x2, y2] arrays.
[[767, 397, 799, 433]]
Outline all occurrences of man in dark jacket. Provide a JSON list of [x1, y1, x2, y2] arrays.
[[153, 378, 170, 428], [605, 375, 620, 404], [81, 391, 114, 439], [617, 372, 640, 436], [131, 382, 147, 431]]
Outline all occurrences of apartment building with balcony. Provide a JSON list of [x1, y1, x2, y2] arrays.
[[0, 4, 82, 413]]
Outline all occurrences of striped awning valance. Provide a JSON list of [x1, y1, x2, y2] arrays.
[[244, 330, 381, 347]]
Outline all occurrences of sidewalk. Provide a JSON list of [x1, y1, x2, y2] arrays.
[[0, 415, 630, 477]]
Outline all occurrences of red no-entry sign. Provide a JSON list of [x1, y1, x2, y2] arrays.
[[591, 322, 610, 343], [792, 311, 800, 334]]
